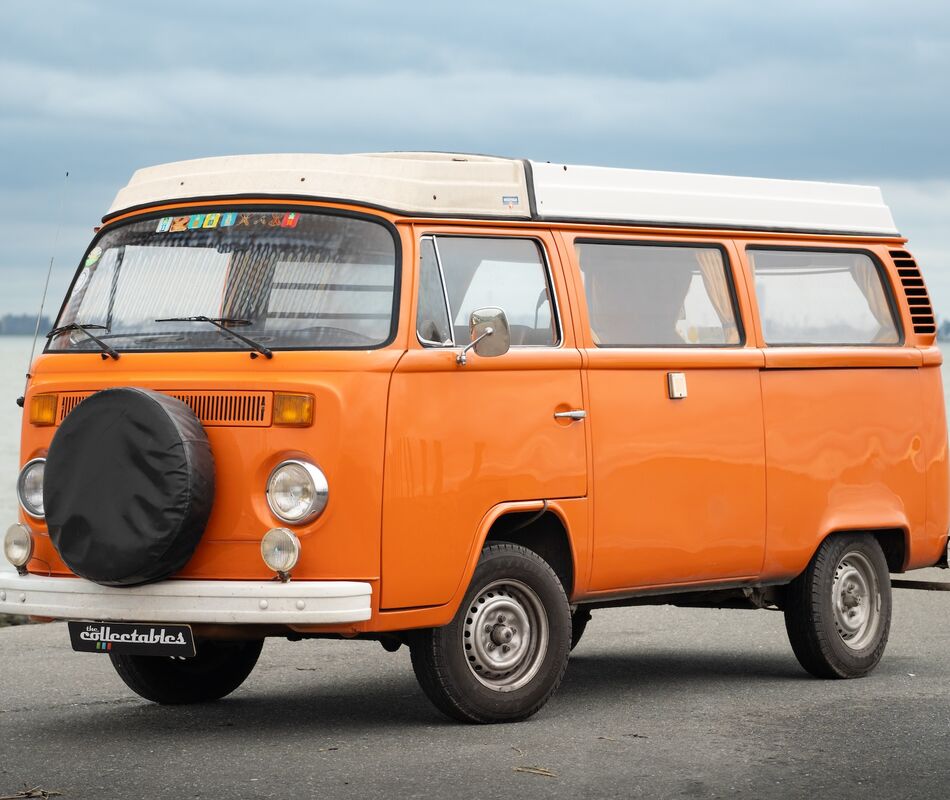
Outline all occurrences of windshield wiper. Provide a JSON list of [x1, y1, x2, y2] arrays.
[[156, 316, 273, 359], [46, 323, 120, 360]]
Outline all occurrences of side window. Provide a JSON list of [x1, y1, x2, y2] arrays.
[[575, 242, 741, 346], [416, 238, 452, 345], [416, 236, 559, 347], [749, 249, 899, 345]]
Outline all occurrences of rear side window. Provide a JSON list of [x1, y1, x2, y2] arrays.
[[416, 236, 559, 347], [749, 249, 899, 345], [575, 242, 741, 346]]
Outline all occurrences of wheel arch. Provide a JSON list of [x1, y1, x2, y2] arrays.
[[464, 500, 579, 604], [372, 499, 585, 633], [483, 505, 576, 596], [807, 526, 908, 577]]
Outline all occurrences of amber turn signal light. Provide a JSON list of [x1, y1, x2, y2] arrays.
[[273, 393, 314, 427], [29, 393, 58, 426]]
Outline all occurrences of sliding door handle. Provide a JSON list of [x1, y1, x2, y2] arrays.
[[554, 409, 587, 421]]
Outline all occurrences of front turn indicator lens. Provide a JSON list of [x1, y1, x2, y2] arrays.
[[29, 394, 58, 426], [17, 458, 46, 519], [266, 460, 328, 524], [273, 393, 314, 427]]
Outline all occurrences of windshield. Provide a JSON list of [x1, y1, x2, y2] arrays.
[[48, 209, 398, 353]]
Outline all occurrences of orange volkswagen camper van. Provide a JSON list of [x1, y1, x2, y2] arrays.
[[2, 153, 947, 723]]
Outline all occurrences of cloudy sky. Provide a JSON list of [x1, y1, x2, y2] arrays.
[[2, 1, 948, 318]]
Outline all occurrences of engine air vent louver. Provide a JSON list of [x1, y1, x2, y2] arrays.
[[890, 250, 936, 335], [57, 390, 273, 427]]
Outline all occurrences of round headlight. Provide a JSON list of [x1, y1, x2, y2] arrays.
[[17, 458, 45, 519], [261, 528, 301, 574], [266, 460, 328, 524], [4, 523, 34, 568]]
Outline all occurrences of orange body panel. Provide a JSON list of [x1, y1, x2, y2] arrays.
[[381, 228, 587, 609], [757, 366, 926, 579], [583, 359, 767, 590], [919, 363, 950, 567], [17, 198, 949, 634], [22, 349, 400, 586]]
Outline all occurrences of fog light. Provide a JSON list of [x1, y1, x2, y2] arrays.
[[266, 460, 328, 524], [261, 528, 301, 578], [16, 458, 46, 519], [4, 523, 34, 570]]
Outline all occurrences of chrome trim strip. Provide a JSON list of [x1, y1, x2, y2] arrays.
[[428, 235, 456, 347], [16, 458, 46, 520], [265, 459, 329, 525]]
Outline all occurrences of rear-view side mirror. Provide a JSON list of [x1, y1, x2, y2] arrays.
[[457, 307, 510, 365]]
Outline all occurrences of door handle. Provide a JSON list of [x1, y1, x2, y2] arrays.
[[554, 409, 587, 421]]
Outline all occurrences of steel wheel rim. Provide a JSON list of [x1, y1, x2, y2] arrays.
[[461, 578, 549, 692], [831, 550, 881, 650]]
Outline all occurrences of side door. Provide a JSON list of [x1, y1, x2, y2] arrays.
[[381, 227, 587, 610], [558, 233, 767, 592]]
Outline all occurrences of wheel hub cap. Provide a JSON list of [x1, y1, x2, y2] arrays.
[[462, 579, 549, 692], [831, 551, 880, 650]]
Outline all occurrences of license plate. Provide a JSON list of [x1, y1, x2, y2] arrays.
[[68, 621, 196, 657]]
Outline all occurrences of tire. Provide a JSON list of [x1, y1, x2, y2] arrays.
[[784, 533, 891, 679], [571, 607, 592, 651], [110, 638, 264, 704], [409, 543, 572, 724]]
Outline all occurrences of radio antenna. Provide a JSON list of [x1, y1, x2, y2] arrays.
[[21, 170, 69, 405]]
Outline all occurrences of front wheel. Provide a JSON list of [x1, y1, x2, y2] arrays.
[[784, 533, 891, 679], [110, 638, 264, 704], [410, 543, 572, 724]]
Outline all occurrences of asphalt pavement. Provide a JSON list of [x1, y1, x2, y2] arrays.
[[3, 570, 950, 799]]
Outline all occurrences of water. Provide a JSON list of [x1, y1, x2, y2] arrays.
[[0, 336, 34, 573], [0, 337, 34, 517], [1, 339, 949, 575]]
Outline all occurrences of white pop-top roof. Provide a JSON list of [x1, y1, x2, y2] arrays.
[[107, 152, 899, 236]]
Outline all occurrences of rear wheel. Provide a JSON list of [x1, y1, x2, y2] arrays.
[[410, 543, 572, 724], [110, 638, 264, 704], [784, 533, 891, 679]]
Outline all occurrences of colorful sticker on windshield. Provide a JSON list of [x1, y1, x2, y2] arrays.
[[84, 246, 102, 267], [154, 211, 305, 233]]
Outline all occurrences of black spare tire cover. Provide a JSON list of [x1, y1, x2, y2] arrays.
[[45, 388, 215, 587]]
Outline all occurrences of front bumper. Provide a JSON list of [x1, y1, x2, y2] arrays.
[[0, 572, 372, 625]]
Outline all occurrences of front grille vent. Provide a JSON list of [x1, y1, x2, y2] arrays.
[[890, 249, 936, 335], [57, 390, 273, 427], [58, 393, 86, 420], [166, 391, 270, 425]]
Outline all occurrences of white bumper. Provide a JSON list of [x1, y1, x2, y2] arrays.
[[0, 572, 372, 625]]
